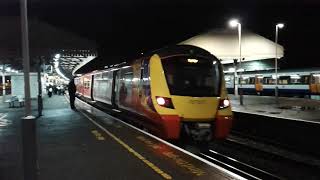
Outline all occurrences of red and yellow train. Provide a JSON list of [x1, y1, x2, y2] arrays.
[[75, 45, 232, 141]]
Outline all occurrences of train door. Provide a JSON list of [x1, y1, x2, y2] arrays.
[[255, 75, 263, 94], [90, 75, 94, 100], [112, 70, 120, 107], [132, 60, 142, 113], [111, 70, 119, 108], [139, 59, 149, 113], [310, 73, 320, 94]]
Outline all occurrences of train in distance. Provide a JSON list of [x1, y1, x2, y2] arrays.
[[75, 45, 233, 141], [225, 68, 320, 97]]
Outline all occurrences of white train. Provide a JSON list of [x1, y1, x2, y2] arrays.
[[225, 68, 320, 97]]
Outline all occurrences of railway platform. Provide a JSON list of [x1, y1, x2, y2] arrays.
[[0, 95, 243, 180], [229, 94, 320, 157], [229, 94, 320, 122]]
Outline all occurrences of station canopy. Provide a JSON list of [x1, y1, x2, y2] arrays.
[[179, 29, 284, 64], [0, 16, 97, 79]]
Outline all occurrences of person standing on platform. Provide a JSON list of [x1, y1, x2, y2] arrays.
[[68, 78, 76, 109]]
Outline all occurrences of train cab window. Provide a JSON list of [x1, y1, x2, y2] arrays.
[[161, 55, 221, 97]]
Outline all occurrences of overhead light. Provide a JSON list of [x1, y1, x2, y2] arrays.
[[229, 19, 239, 28], [187, 59, 198, 63], [276, 23, 284, 29], [55, 54, 61, 59], [122, 66, 131, 69]]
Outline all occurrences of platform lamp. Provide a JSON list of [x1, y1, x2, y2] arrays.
[[229, 19, 243, 105], [275, 23, 284, 103]]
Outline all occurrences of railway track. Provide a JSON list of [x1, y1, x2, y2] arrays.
[[229, 131, 320, 167], [198, 149, 282, 180]]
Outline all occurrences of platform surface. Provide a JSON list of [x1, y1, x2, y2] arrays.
[[230, 95, 320, 122], [0, 94, 243, 180]]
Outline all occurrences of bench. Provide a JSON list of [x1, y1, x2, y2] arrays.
[[5, 96, 25, 108]]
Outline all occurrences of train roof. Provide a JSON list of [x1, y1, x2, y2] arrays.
[[149, 45, 217, 59], [76, 45, 220, 76]]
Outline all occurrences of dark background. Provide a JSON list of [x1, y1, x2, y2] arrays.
[[1, 0, 320, 68]]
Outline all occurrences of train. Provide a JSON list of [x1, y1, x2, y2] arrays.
[[225, 68, 320, 97], [75, 45, 233, 141]]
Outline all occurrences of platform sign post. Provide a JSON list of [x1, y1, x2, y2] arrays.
[[275, 23, 284, 104], [37, 58, 43, 117], [229, 19, 244, 105], [20, 0, 31, 116], [238, 23, 244, 106], [20, 0, 38, 179], [2, 65, 5, 102], [233, 59, 238, 96]]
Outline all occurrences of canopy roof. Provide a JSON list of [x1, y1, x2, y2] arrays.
[[180, 29, 284, 64], [0, 16, 97, 77]]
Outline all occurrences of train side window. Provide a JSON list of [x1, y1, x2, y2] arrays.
[[142, 59, 151, 97], [316, 76, 320, 84], [263, 77, 274, 84], [249, 77, 255, 84], [279, 76, 290, 85], [290, 75, 303, 84], [300, 75, 309, 84], [102, 72, 110, 80], [95, 73, 102, 80], [240, 77, 249, 84]]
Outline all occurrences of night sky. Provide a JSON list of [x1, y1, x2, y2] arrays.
[[1, 0, 320, 68]]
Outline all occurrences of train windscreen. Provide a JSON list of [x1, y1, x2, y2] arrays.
[[161, 55, 221, 97]]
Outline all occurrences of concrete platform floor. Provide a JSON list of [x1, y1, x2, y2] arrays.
[[0, 95, 243, 180], [230, 95, 320, 122]]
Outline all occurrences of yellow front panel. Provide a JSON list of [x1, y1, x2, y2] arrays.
[[149, 53, 232, 120], [171, 96, 219, 120], [149, 54, 176, 115], [219, 74, 233, 116]]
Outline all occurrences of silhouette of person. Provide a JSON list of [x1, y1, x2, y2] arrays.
[[68, 78, 76, 109], [119, 82, 127, 104]]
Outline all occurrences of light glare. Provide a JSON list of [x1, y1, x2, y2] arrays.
[[187, 59, 198, 63], [277, 23, 284, 29], [229, 19, 239, 28], [156, 97, 166, 106], [223, 99, 230, 107], [55, 54, 61, 59]]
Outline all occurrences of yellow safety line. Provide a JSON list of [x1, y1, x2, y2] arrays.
[[80, 111, 172, 180]]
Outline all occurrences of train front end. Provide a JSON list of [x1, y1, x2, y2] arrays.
[[149, 46, 233, 141]]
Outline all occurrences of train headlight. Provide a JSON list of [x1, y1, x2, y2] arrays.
[[156, 96, 174, 109], [156, 97, 166, 106], [219, 99, 230, 109]]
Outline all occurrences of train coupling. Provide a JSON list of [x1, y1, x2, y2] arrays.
[[183, 122, 212, 141]]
